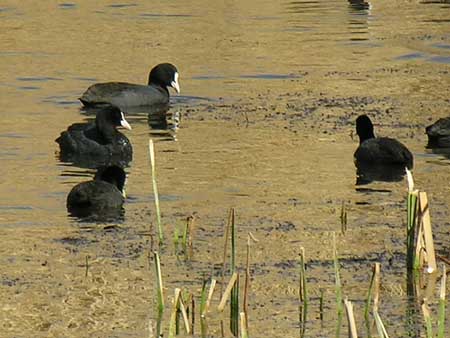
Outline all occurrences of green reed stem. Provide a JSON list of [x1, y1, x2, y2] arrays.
[[231, 274, 240, 337], [154, 251, 164, 336], [299, 247, 308, 337], [319, 288, 324, 322], [422, 299, 433, 338]]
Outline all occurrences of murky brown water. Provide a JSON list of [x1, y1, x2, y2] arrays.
[[1, 0, 449, 337]]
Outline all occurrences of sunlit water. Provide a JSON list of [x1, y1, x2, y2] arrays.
[[1, 1, 449, 337]]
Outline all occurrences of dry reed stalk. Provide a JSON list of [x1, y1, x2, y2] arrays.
[[168, 288, 182, 338], [416, 192, 437, 273], [372, 264, 389, 338], [344, 298, 358, 338], [148, 139, 163, 244], [202, 278, 217, 317], [240, 312, 249, 338], [373, 263, 380, 312], [373, 311, 390, 338], [179, 294, 190, 334], [218, 272, 238, 312]]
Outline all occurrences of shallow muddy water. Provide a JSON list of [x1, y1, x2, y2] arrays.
[[1, 0, 449, 337]]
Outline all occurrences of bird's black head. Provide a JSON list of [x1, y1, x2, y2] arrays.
[[95, 105, 131, 141], [356, 114, 375, 144], [148, 63, 180, 93], [95, 165, 126, 193]]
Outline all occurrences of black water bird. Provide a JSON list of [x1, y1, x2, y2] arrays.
[[56, 105, 132, 167], [67, 166, 126, 219], [79, 63, 180, 109], [426, 117, 450, 148], [354, 114, 413, 168]]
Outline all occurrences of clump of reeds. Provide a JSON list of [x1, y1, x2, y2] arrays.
[[173, 215, 195, 260]]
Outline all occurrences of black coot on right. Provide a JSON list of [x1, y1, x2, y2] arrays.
[[56, 105, 132, 167], [426, 117, 450, 148], [354, 114, 413, 184], [79, 63, 180, 111], [67, 165, 126, 219]]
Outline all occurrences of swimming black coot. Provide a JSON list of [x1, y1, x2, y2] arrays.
[[425, 117, 450, 148], [67, 166, 126, 218], [354, 114, 413, 168], [56, 105, 132, 166], [79, 63, 180, 109]]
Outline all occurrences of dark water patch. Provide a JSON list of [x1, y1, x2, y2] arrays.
[[107, 3, 138, 9], [355, 187, 393, 193], [240, 73, 300, 80], [171, 94, 216, 106], [0, 205, 33, 211], [0, 51, 51, 57], [395, 52, 425, 61], [1, 277, 20, 287], [420, 0, 450, 3], [58, 3, 76, 9], [433, 43, 450, 50], [17, 76, 63, 82], [428, 55, 450, 64], [0, 151, 18, 157], [139, 13, 193, 18], [0, 6, 13, 13], [18, 86, 40, 90], [423, 18, 450, 23], [42, 95, 79, 106], [57, 236, 96, 247], [251, 15, 281, 21], [191, 75, 225, 80], [72, 76, 98, 82], [0, 133, 27, 139]]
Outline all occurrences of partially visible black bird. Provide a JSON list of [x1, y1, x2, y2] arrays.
[[354, 114, 413, 169], [56, 105, 132, 167], [67, 165, 126, 219], [426, 117, 450, 148], [79, 63, 180, 110]]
